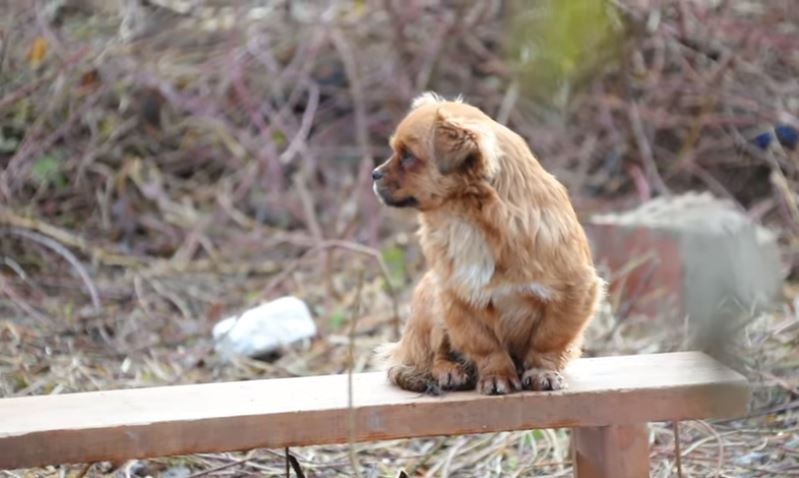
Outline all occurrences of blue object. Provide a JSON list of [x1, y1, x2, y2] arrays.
[[775, 124, 798, 150], [751, 124, 798, 151], [753, 131, 772, 150]]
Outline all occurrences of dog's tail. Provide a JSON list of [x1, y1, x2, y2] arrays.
[[373, 341, 400, 368]]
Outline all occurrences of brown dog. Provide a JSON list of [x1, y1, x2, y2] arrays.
[[373, 92, 604, 395]]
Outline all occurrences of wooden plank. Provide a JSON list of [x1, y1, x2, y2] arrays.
[[572, 424, 650, 478], [0, 352, 749, 468]]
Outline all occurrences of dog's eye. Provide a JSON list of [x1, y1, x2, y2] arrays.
[[400, 151, 415, 166]]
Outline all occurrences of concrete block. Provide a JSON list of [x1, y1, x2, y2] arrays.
[[588, 193, 784, 330]]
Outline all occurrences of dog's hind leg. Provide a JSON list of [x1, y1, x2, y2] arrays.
[[387, 365, 440, 395], [378, 271, 449, 395], [521, 277, 602, 391]]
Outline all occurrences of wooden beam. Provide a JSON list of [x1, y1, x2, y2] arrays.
[[0, 352, 749, 468], [573, 424, 650, 478]]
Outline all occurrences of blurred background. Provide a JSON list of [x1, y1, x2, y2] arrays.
[[1, 0, 797, 476]]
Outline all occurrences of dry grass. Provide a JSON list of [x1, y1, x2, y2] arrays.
[[1, 0, 798, 476], [2, 292, 797, 477]]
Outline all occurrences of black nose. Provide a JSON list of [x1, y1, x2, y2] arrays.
[[371, 169, 384, 181]]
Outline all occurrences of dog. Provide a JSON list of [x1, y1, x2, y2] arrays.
[[373, 92, 604, 395]]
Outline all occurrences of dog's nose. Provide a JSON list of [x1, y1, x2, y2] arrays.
[[371, 169, 384, 181]]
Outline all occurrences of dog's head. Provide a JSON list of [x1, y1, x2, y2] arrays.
[[372, 93, 500, 211]]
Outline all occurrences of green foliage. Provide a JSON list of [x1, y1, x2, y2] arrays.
[[381, 246, 407, 288], [329, 309, 347, 330], [31, 151, 67, 189], [12, 97, 33, 128], [245, 289, 261, 304], [505, 0, 624, 105], [271, 130, 287, 148], [62, 302, 74, 323], [12, 372, 28, 392], [522, 429, 546, 447]]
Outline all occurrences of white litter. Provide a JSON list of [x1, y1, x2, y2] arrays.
[[212, 296, 317, 359]]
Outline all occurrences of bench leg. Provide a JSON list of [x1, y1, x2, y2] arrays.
[[572, 423, 650, 478]]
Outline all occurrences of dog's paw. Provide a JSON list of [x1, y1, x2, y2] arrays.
[[521, 368, 566, 391], [432, 360, 474, 391], [477, 369, 521, 395]]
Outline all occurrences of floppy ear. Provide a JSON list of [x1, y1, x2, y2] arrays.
[[433, 109, 498, 177]]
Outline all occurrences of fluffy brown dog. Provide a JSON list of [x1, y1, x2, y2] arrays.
[[373, 92, 604, 395]]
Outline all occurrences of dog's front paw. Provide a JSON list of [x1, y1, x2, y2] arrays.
[[521, 368, 566, 391], [476, 367, 521, 395], [432, 360, 475, 391]]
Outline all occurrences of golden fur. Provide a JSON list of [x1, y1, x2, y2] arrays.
[[373, 92, 604, 395]]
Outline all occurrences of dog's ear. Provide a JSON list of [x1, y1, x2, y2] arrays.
[[433, 109, 498, 177]]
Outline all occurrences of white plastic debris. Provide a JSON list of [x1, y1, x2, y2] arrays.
[[213, 296, 316, 359]]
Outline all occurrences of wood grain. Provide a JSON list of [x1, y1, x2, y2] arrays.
[[0, 352, 749, 468], [573, 424, 650, 478]]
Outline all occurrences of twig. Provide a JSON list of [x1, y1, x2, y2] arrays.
[[694, 419, 725, 477], [347, 266, 365, 478], [0, 228, 101, 312], [0, 208, 145, 267], [0, 16, 9, 81], [280, 82, 320, 165], [329, 29, 372, 166], [0, 45, 86, 112], [0, 275, 50, 323], [286, 450, 306, 478], [329, 28, 382, 247], [0, 207, 281, 276], [75, 463, 92, 478], [187, 453, 252, 478], [319, 240, 401, 339], [674, 421, 683, 478], [262, 238, 401, 338], [496, 81, 519, 126], [3, 88, 104, 195], [628, 102, 670, 197], [293, 166, 329, 295]]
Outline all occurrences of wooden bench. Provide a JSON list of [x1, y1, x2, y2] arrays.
[[0, 351, 749, 477]]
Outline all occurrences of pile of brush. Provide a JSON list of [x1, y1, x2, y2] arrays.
[[2, 0, 797, 259]]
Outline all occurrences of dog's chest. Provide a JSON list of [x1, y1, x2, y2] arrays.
[[423, 218, 493, 303], [424, 218, 552, 307]]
